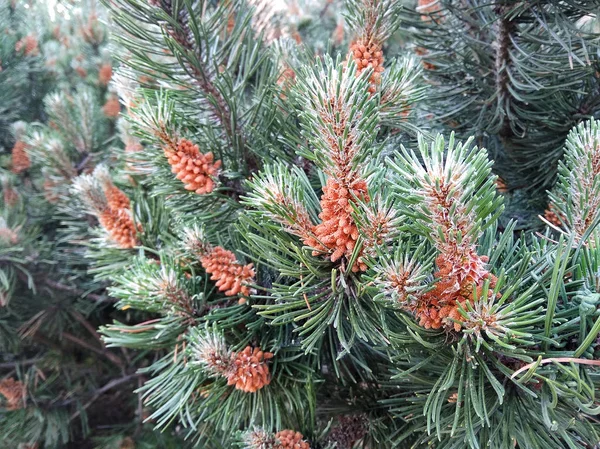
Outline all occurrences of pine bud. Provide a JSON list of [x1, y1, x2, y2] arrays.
[[103, 96, 121, 118], [227, 346, 273, 393], [164, 138, 221, 194], [11, 141, 30, 174], [15, 35, 39, 56], [200, 246, 255, 298], [304, 177, 369, 272], [98, 63, 113, 85], [274, 430, 310, 449], [0, 378, 26, 410]]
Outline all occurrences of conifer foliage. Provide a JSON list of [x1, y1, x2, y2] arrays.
[[3, 0, 600, 448]]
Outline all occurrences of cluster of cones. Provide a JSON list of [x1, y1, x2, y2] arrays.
[[0, 378, 26, 410], [415, 253, 498, 332], [164, 138, 221, 194], [15, 35, 39, 56], [94, 168, 139, 249], [350, 40, 385, 94], [273, 430, 310, 449], [245, 429, 310, 449], [303, 177, 370, 272], [225, 346, 273, 393], [200, 245, 255, 300], [11, 141, 31, 174], [203, 343, 273, 393], [103, 96, 121, 118]]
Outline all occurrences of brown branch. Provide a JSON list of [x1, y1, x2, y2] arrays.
[[70, 373, 140, 421], [0, 358, 43, 369], [62, 332, 125, 369], [159, 1, 258, 173], [511, 357, 600, 379], [44, 279, 113, 302]]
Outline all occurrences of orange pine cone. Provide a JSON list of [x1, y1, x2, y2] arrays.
[[103, 184, 131, 210], [350, 40, 385, 94], [98, 63, 113, 85], [0, 378, 26, 410], [164, 139, 221, 194], [200, 246, 255, 297], [227, 346, 273, 393], [414, 252, 496, 332], [15, 35, 39, 56], [275, 430, 310, 449], [11, 141, 30, 174], [103, 96, 121, 118], [98, 208, 138, 249], [3, 186, 18, 206], [304, 177, 369, 272]]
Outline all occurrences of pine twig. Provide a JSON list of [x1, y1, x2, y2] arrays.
[[69, 372, 140, 421]]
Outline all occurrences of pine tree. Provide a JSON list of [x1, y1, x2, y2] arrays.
[[402, 0, 600, 224], [4, 0, 600, 448]]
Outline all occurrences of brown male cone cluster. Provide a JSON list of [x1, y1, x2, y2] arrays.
[[11, 140, 31, 174], [0, 378, 26, 410], [416, 253, 498, 331], [350, 40, 384, 94], [200, 246, 255, 300], [15, 35, 39, 56], [226, 346, 273, 393], [274, 430, 310, 449], [103, 96, 121, 118], [303, 178, 370, 272], [98, 63, 113, 86], [164, 138, 221, 194], [96, 176, 138, 249]]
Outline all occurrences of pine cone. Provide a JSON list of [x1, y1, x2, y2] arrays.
[[275, 430, 310, 449], [164, 138, 221, 194], [0, 378, 26, 410], [305, 177, 369, 272], [98, 208, 138, 249], [15, 35, 39, 56], [200, 246, 255, 297], [350, 40, 384, 94], [104, 184, 131, 210], [227, 346, 273, 393], [11, 141, 30, 174], [98, 63, 112, 85], [103, 96, 121, 118], [544, 204, 562, 227], [326, 414, 368, 449]]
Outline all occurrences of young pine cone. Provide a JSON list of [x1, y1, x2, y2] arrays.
[[350, 40, 384, 94], [98, 208, 138, 249], [11, 141, 31, 174], [227, 346, 273, 393], [275, 430, 310, 449], [164, 138, 221, 194], [200, 246, 255, 297], [0, 378, 26, 410]]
